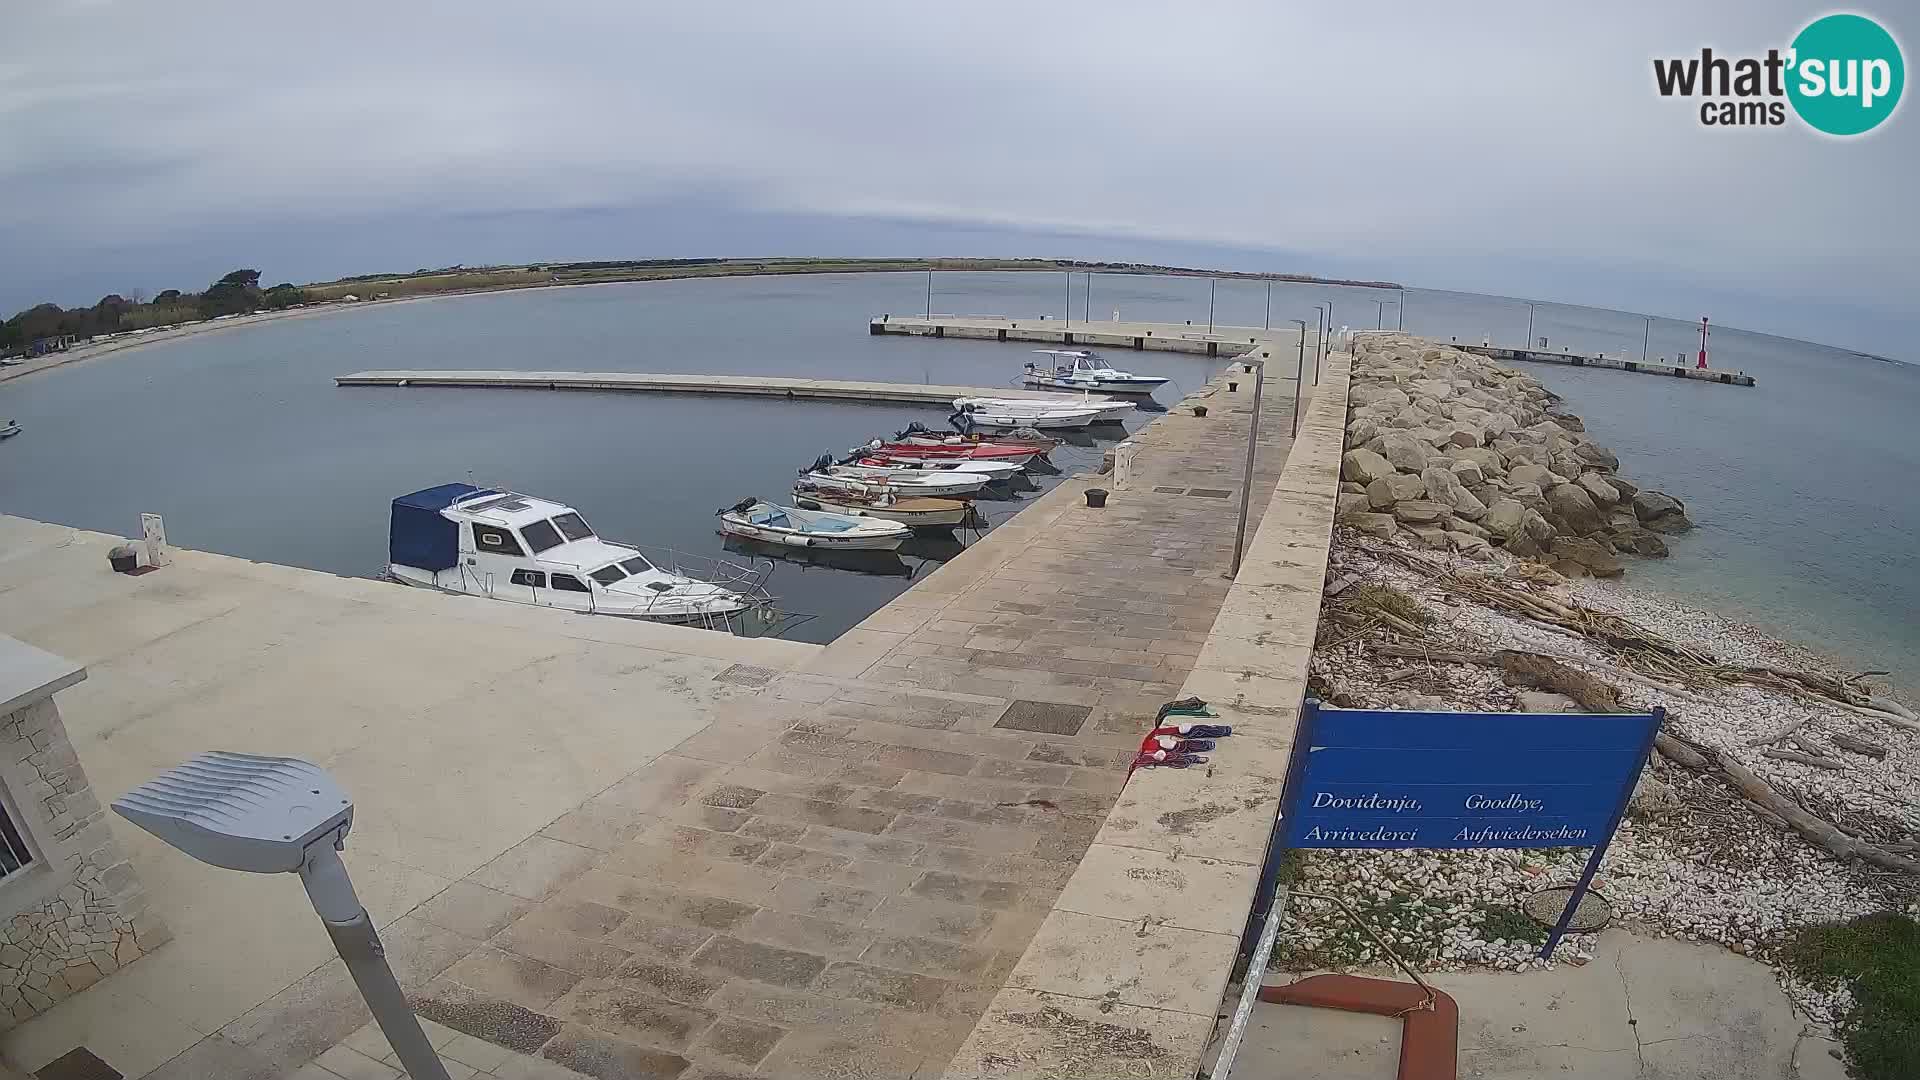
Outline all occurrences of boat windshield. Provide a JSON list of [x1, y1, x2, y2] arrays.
[[619, 555, 653, 575], [553, 512, 595, 542], [589, 564, 627, 586], [521, 519, 563, 553]]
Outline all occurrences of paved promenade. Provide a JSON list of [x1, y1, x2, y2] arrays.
[[2, 335, 1331, 1079]]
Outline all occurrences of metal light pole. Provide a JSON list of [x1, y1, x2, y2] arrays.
[[1207, 279, 1217, 334], [1641, 316, 1652, 362], [1526, 303, 1536, 349], [1230, 353, 1268, 578], [1085, 272, 1092, 325], [1264, 281, 1272, 330], [926, 268, 933, 319], [1398, 288, 1406, 329], [115, 753, 452, 1080], [1289, 319, 1306, 437], [1063, 272, 1070, 326], [1313, 303, 1329, 368]]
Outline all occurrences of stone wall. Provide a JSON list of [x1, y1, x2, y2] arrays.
[[0, 681, 168, 1027]]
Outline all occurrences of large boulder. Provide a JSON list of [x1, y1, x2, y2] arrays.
[[1631, 490, 1686, 522], [1607, 475, 1640, 500], [1574, 441, 1620, 470], [1380, 432, 1435, 473], [1406, 524, 1450, 547], [1341, 481, 1367, 495], [1341, 449, 1395, 485], [1447, 532, 1494, 559], [1577, 472, 1621, 506], [1449, 446, 1506, 474], [1392, 500, 1451, 526], [1366, 472, 1427, 509], [1350, 384, 1410, 410], [1449, 458, 1486, 487], [1499, 441, 1550, 468], [1508, 463, 1562, 490], [1631, 532, 1671, 557], [1346, 418, 1379, 449], [1546, 483, 1606, 535], [1483, 498, 1528, 542], [1507, 482, 1548, 512], [1337, 493, 1372, 518], [1421, 466, 1488, 520], [1443, 424, 1484, 449], [1346, 512, 1398, 539], [1551, 536, 1624, 577]]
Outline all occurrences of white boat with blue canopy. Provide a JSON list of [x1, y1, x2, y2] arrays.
[[387, 484, 772, 628], [1022, 349, 1170, 393], [717, 499, 911, 551]]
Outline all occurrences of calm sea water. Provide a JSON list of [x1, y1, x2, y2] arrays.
[[2, 272, 1913, 676]]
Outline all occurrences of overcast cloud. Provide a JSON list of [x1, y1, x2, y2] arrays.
[[2, 1, 1913, 357]]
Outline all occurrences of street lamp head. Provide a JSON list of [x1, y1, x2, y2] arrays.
[[112, 751, 353, 874]]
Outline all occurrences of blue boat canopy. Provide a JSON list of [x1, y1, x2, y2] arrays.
[[389, 484, 495, 571]]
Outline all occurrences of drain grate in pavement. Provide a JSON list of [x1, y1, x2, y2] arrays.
[[37, 1048, 122, 1080], [1152, 486, 1188, 494], [994, 699, 1092, 736], [713, 664, 778, 688], [1186, 488, 1234, 498]]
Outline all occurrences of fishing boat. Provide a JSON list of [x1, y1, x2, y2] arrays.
[[953, 395, 1136, 422], [721, 534, 913, 577], [891, 423, 1058, 454], [717, 499, 911, 552], [0, 420, 19, 441], [386, 484, 771, 628], [802, 456, 991, 496], [1022, 349, 1169, 393], [951, 401, 1104, 431], [849, 438, 1039, 464], [850, 454, 1024, 479], [792, 480, 975, 529]]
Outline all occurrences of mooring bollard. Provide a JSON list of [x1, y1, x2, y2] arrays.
[[108, 545, 139, 573], [1085, 488, 1108, 509], [1227, 381, 1238, 392], [1193, 405, 1208, 418]]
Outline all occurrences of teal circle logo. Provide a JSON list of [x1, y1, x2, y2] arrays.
[[1787, 14, 1904, 135]]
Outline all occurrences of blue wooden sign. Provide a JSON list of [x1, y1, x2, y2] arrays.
[[1268, 700, 1664, 958]]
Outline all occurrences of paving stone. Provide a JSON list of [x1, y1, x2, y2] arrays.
[[858, 934, 997, 980], [468, 836, 600, 902], [551, 979, 716, 1051], [603, 914, 716, 961], [540, 1026, 690, 1080], [698, 784, 765, 810], [414, 882, 534, 941], [689, 936, 827, 989], [560, 871, 758, 933], [884, 814, 1038, 854], [790, 825, 923, 863], [611, 957, 725, 1005], [438, 1030, 518, 1072], [538, 799, 654, 852], [907, 870, 1032, 909], [492, 919, 632, 978], [751, 844, 853, 879], [691, 1017, 786, 1067], [737, 910, 868, 960], [767, 877, 885, 922], [864, 897, 995, 944], [517, 898, 630, 938], [33, 1047, 124, 1080], [868, 745, 980, 777], [810, 961, 951, 1014], [411, 979, 563, 1055], [313, 1045, 400, 1080], [142, 1035, 278, 1080], [444, 946, 584, 1011], [744, 794, 897, 835]]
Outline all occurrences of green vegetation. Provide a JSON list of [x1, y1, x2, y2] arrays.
[[0, 268, 310, 356], [4, 255, 1403, 358], [1349, 582, 1434, 627], [1475, 903, 1547, 946], [1782, 913, 1920, 1080]]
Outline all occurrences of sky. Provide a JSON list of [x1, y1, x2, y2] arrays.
[[2, 1, 1914, 359]]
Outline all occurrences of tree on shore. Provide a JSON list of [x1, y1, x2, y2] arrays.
[[0, 266, 306, 354]]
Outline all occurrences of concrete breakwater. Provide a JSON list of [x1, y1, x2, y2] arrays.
[[1338, 333, 1694, 579]]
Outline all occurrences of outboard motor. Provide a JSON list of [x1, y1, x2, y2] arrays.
[[718, 496, 758, 516], [800, 452, 836, 476], [895, 421, 933, 440], [948, 404, 976, 434]]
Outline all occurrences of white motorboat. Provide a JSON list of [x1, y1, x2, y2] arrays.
[[791, 482, 975, 529], [1022, 349, 1169, 393], [0, 420, 19, 440], [849, 454, 1024, 479], [891, 423, 1058, 454], [718, 500, 910, 552], [952, 402, 1104, 430], [801, 467, 987, 497], [952, 395, 1136, 422], [386, 484, 771, 628]]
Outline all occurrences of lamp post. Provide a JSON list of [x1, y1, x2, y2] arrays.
[[1526, 303, 1536, 349], [1085, 272, 1092, 325], [1207, 278, 1217, 334], [1063, 272, 1071, 326], [1230, 350, 1270, 579], [114, 753, 452, 1080], [1398, 288, 1406, 329], [1373, 299, 1400, 329], [1289, 319, 1306, 437], [1642, 316, 1652, 362], [1264, 281, 1272, 330], [926, 267, 933, 319], [1313, 303, 1330, 368]]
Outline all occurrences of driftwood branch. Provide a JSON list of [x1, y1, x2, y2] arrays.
[[1760, 748, 1844, 771], [1716, 757, 1920, 874], [1831, 733, 1889, 759], [1744, 717, 1810, 748], [1654, 732, 1709, 769]]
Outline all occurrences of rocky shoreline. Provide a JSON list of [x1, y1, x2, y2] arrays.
[[1338, 333, 1693, 577], [1281, 334, 1918, 1035]]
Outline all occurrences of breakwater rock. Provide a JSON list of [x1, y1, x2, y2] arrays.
[[1338, 333, 1691, 576]]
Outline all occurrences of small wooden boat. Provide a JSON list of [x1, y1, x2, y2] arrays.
[[801, 455, 990, 495], [954, 394, 1136, 422], [891, 423, 1058, 454], [791, 481, 975, 529], [850, 438, 1037, 463], [952, 402, 1104, 430], [851, 455, 1024, 479], [717, 499, 910, 552], [722, 534, 914, 577], [0, 420, 19, 441]]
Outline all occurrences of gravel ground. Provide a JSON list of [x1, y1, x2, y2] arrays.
[[1284, 530, 1920, 1021]]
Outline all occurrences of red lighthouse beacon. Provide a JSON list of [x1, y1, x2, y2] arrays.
[[1697, 316, 1710, 369]]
